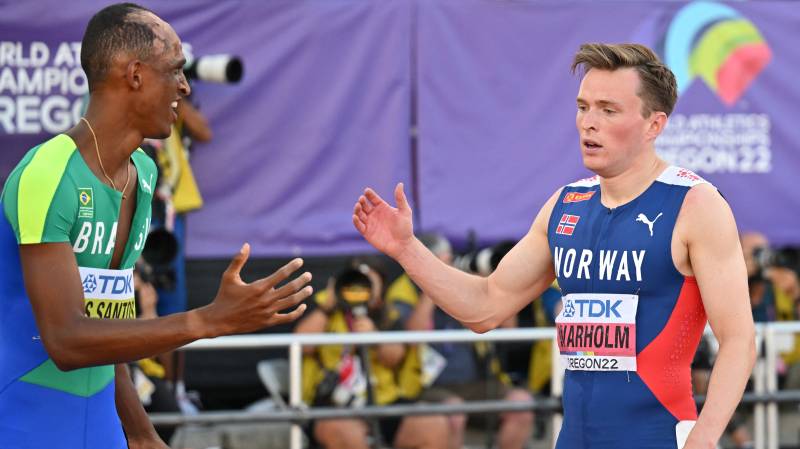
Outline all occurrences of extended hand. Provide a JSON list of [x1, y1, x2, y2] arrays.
[[352, 183, 414, 259], [203, 243, 312, 337]]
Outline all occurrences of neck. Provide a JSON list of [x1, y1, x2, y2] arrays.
[[73, 94, 143, 174], [598, 149, 667, 209]]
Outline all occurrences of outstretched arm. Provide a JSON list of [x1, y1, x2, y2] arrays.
[[21, 243, 311, 371], [353, 183, 559, 332]]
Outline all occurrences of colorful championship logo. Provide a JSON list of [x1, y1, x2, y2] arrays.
[[663, 1, 771, 106]]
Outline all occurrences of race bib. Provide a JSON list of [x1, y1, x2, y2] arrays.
[[555, 293, 638, 371], [79, 267, 136, 320]]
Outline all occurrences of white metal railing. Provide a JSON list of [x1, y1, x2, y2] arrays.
[[184, 328, 557, 449], [168, 323, 800, 449]]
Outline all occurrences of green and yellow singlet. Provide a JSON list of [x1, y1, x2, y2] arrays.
[[0, 134, 156, 449]]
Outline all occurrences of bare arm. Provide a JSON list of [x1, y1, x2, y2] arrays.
[[678, 185, 756, 449], [405, 292, 435, 331], [21, 243, 311, 371], [177, 100, 212, 142], [354, 184, 560, 333], [115, 364, 167, 448]]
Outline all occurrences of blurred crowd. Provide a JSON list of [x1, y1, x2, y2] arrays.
[[132, 226, 800, 449]]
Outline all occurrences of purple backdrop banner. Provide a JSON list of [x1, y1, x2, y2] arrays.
[[417, 0, 800, 247], [0, 0, 412, 257], [2, 1, 799, 257]]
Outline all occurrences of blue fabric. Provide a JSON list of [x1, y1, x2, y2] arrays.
[[0, 210, 126, 449]]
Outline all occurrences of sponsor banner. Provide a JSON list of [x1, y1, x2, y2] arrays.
[[1, 1, 411, 257], [417, 0, 800, 246], [3, 1, 799, 256]]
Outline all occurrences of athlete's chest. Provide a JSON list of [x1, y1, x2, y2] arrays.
[[68, 168, 151, 269], [550, 188, 679, 293]]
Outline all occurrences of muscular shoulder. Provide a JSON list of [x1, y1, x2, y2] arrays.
[[533, 187, 565, 235], [677, 183, 732, 236], [673, 183, 739, 275], [3, 135, 79, 244]]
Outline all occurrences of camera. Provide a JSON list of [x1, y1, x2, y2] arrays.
[[454, 240, 516, 276], [136, 228, 179, 291], [183, 54, 243, 84], [753, 246, 800, 274], [333, 267, 374, 314]]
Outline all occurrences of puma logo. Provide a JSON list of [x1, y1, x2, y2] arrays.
[[636, 212, 663, 237], [141, 173, 153, 194]]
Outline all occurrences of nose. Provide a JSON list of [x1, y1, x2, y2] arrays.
[[578, 110, 598, 132], [178, 72, 191, 97]]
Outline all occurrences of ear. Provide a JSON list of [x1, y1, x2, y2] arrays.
[[125, 60, 144, 90], [645, 111, 668, 141]]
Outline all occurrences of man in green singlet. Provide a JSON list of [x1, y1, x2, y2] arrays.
[[0, 4, 312, 448]]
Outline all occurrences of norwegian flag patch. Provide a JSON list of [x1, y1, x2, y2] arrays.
[[556, 214, 580, 236]]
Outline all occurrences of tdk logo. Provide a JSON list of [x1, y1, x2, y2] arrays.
[[563, 299, 576, 318], [83, 274, 133, 295], [572, 299, 622, 318], [82, 274, 98, 293]]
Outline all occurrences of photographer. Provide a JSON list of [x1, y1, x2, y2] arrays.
[[295, 262, 448, 449], [741, 233, 800, 390], [741, 232, 778, 322], [140, 91, 213, 414]]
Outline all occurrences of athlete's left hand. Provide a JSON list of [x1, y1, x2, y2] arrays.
[[128, 436, 170, 449]]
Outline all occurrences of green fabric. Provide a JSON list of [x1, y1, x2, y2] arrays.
[[2, 134, 159, 397], [3, 134, 158, 270], [20, 360, 115, 398]]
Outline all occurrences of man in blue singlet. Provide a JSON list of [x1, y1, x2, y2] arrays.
[[352, 43, 755, 449], [0, 4, 312, 448]]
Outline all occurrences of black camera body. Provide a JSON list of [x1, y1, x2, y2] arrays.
[[453, 240, 516, 276], [754, 246, 800, 273]]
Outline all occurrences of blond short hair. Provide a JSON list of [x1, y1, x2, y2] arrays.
[[571, 43, 678, 117]]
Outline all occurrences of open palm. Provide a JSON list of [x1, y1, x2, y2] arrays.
[[352, 183, 414, 258]]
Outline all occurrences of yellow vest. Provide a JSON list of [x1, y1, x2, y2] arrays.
[[302, 287, 417, 405]]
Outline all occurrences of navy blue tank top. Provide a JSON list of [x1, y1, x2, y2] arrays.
[[547, 166, 710, 449]]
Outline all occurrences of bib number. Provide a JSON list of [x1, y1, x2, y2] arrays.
[[555, 293, 638, 372]]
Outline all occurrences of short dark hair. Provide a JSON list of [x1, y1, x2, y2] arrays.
[[571, 43, 678, 117], [81, 3, 156, 91]]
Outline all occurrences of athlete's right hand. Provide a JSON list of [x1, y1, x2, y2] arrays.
[[353, 183, 414, 259], [201, 243, 312, 337]]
